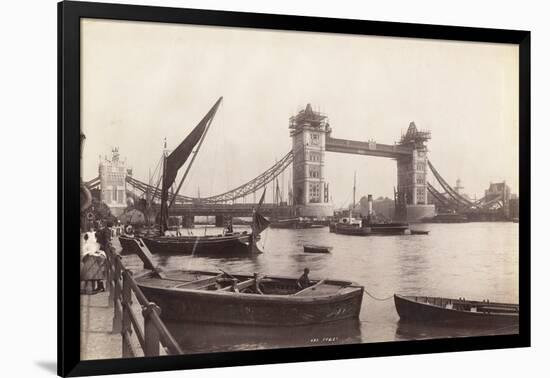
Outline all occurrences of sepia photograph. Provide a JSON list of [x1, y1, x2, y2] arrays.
[[72, 5, 525, 371]]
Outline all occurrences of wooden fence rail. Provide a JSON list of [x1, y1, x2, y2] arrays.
[[104, 243, 183, 357]]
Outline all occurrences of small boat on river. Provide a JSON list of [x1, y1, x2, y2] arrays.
[[394, 294, 519, 327], [131, 238, 364, 326], [303, 244, 332, 253], [410, 229, 429, 235]]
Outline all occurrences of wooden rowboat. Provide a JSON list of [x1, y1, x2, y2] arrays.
[[130, 237, 364, 326], [394, 294, 519, 327], [303, 244, 332, 253], [136, 270, 363, 326], [410, 230, 430, 235]]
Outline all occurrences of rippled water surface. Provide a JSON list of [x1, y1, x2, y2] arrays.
[[120, 222, 519, 353]]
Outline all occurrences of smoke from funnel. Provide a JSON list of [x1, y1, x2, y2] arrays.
[[368, 194, 373, 216]]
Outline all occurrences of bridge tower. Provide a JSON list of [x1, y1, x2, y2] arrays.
[[99, 147, 128, 217], [289, 104, 334, 218], [396, 122, 435, 221]]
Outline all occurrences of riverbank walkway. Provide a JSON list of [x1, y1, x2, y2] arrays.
[[80, 291, 121, 360], [80, 238, 180, 360]]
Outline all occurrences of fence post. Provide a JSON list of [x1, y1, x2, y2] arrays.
[[107, 245, 114, 306], [121, 270, 133, 358], [112, 255, 122, 333], [143, 303, 161, 356]]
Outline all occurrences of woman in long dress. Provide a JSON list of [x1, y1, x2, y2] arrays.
[[80, 232, 106, 294]]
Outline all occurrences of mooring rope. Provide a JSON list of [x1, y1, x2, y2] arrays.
[[362, 288, 394, 301]]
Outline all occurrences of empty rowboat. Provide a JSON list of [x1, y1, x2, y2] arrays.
[[410, 230, 430, 235], [303, 244, 332, 253], [394, 294, 519, 327]]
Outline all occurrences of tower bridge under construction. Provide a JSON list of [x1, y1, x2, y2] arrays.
[[84, 103, 513, 223]]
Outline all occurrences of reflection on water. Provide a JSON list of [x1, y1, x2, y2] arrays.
[[394, 320, 519, 341], [120, 222, 519, 353], [165, 319, 362, 353]]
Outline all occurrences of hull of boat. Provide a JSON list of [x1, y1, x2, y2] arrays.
[[334, 225, 370, 236], [139, 285, 363, 326], [136, 271, 364, 326], [410, 230, 430, 235], [142, 234, 253, 256], [119, 235, 141, 255], [394, 295, 519, 327], [368, 223, 410, 235], [303, 245, 332, 253]]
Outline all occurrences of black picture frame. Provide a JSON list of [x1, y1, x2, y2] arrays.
[[58, 1, 531, 376]]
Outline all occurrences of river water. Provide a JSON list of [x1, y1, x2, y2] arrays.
[[120, 222, 519, 354]]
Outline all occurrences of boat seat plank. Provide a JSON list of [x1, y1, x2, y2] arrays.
[[219, 278, 256, 291], [139, 277, 191, 289], [174, 274, 224, 289], [296, 284, 353, 297], [293, 279, 328, 296]]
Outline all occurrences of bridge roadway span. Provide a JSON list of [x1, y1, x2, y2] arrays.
[[325, 137, 413, 159], [157, 203, 293, 217]]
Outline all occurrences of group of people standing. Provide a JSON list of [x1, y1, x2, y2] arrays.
[[80, 222, 113, 294]]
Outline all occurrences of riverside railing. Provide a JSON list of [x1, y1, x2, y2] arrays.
[[104, 243, 183, 357]]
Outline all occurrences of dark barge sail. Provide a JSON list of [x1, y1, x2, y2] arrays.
[[122, 97, 269, 256]]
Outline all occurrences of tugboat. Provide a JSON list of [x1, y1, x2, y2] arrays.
[[334, 217, 371, 236], [362, 195, 410, 235], [334, 173, 371, 236]]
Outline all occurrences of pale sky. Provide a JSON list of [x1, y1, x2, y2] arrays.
[[81, 19, 519, 205]]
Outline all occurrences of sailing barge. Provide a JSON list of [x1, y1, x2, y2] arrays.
[[141, 232, 256, 256], [394, 294, 519, 327], [131, 239, 364, 326], [125, 97, 270, 256]]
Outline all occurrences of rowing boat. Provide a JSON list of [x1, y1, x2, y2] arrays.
[[410, 230, 430, 235], [394, 294, 519, 327], [303, 244, 332, 253], [136, 270, 363, 326], [130, 238, 364, 326]]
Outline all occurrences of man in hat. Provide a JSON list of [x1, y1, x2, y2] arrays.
[[297, 267, 311, 289]]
